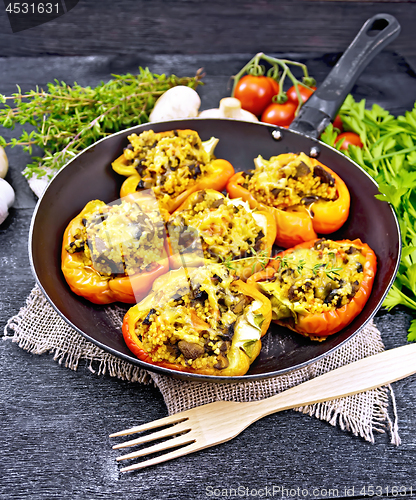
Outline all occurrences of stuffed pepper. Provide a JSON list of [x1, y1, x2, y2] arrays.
[[112, 129, 235, 215], [248, 238, 377, 340], [167, 189, 277, 280], [61, 195, 170, 304], [226, 152, 350, 248], [122, 264, 272, 376]]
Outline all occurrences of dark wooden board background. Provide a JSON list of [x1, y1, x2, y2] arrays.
[[1, 2, 416, 499], [0, 1, 415, 64]]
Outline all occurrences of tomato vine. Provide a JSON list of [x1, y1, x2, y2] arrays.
[[231, 52, 316, 117]]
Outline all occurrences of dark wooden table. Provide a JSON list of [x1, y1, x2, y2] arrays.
[[1, 3, 416, 499]]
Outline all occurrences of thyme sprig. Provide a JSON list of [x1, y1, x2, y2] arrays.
[[312, 263, 342, 280], [274, 254, 341, 280], [274, 254, 292, 269], [220, 248, 270, 274], [0, 67, 203, 179], [221, 246, 342, 284]]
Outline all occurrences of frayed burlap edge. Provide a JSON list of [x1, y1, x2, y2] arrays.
[[3, 285, 401, 445], [3, 286, 151, 384]]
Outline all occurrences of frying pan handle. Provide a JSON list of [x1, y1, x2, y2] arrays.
[[289, 13, 401, 139]]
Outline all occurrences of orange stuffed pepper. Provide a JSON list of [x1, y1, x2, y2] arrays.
[[61, 195, 169, 304], [248, 238, 377, 340], [112, 129, 234, 215], [122, 264, 272, 376], [167, 189, 276, 280], [226, 152, 350, 248]]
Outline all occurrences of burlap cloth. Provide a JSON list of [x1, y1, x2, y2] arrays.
[[4, 285, 401, 445]]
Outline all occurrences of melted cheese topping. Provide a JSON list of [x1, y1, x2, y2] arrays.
[[233, 300, 264, 356], [168, 190, 267, 264], [239, 152, 338, 209], [66, 200, 165, 277], [122, 130, 216, 202]]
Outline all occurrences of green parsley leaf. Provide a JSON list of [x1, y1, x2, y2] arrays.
[[321, 96, 416, 341], [407, 319, 416, 342]]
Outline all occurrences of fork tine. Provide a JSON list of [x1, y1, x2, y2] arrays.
[[112, 420, 191, 450], [119, 442, 202, 472], [109, 414, 189, 438], [116, 432, 196, 462]]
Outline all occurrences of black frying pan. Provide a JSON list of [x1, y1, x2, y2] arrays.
[[29, 14, 402, 382]]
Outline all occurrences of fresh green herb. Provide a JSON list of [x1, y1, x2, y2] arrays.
[[312, 263, 324, 276], [281, 259, 341, 280], [220, 253, 235, 271], [249, 248, 269, 273], [273, 254, 293, 269], [323, 264, 342, 280], [0, 67, 203, 180], [296, 258, 306, 273], [321, 95, 416, 341], [220, 248, 270, 274]]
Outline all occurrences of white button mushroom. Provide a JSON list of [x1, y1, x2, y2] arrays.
[[149, 86, 201, 122], [198, 97, 258, 122], [0, 177, 15, 225], [0, 145, 9, 178]]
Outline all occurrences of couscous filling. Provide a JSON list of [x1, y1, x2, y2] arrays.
[[257, 239, 366, 320], [122, 129, 215, 201], [134, 265, 261, 370], [238, 152, 338, 210], [65, 200, 166, 277], [168, 190, 267, 264]]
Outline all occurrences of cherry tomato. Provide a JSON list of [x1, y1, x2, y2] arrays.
[[286, 84, 316, 105], [333, 114, 343, 132], [234, 75, 279, 116], [336, 131, 363, 150], [261, 101, 297, 127], [268, 77, 280, 97]]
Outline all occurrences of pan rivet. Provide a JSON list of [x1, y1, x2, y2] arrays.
[[309, 146, 320, 158], [272, 129, 283, 141]]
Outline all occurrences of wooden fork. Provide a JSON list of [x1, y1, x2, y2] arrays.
[[110, 343, 416, 472]]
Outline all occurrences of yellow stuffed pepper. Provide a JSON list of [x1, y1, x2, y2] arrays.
[[122, 264, 272, 376], [226, 152, 350, 248], [112, 129, 235, 215], [61, 194, 170, 304], [167, 189, 277, 280]]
